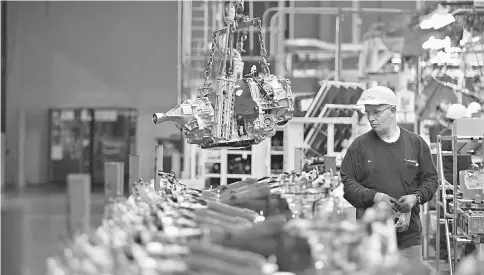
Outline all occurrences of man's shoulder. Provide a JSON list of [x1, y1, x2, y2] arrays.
[[349, 130, 375, 148], [401, 127, 420, 139], [401, 127, 428, 146], [353, 130, 373, 141]]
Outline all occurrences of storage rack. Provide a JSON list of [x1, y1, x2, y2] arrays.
[[435, 118, 484, 275]]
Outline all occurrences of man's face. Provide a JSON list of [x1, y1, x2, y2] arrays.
[[364, 104, 395, 133]]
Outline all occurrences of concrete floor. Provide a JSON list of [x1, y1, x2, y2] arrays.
[[1, 187, 106, 275]]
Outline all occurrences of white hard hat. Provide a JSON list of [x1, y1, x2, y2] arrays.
[[446, 104, 470, 120], [357, 86, 397, 106], [467, 102, 481, 115]]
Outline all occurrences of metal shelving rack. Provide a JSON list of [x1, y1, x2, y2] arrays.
[[435, 118, 484, 275], [198, 142, 268, 188]]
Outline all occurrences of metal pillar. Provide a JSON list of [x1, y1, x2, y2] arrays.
[[177, 0, 182, 104], [0, 1, 5, 190], [351, 0, 361, 44], [335, 10, 342, 81], [288, 0, 295, 39], [249, 0, 254, 53]]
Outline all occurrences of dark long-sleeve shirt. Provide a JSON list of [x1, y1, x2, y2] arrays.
[[439, 128, 472, 185], [340, 127, 438, 249]]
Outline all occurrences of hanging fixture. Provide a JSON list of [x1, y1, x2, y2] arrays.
[[153, 0, 294, 149]]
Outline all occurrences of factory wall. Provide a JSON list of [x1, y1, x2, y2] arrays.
[[5, 1, 179, 185]]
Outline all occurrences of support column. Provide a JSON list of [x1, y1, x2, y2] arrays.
[[67, 174, 91, 234], [288, 0, 295, 39], [327, 123, 335, 154], [351, 0, 361, 44], [1, 1, 6, 190], [104, 162, 124, 203], [128, 155, 140, 195], [294, 147, 304, 173], [154, 145, 163, 191], [17, 108, 26, 189], [283, 122, 304, 172], [334, 10, 342, 81]]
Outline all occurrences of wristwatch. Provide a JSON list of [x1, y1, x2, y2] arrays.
[[412, 193, 422, 205]]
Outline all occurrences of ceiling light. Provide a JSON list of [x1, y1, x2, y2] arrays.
[[419, 4, 455, 30], [422, 36, 452, 50]]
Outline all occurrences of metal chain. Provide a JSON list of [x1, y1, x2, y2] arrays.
[[255, 19, 270, 74], [238, 29, 248, 53], [236, 16, 249, 53], [214, 31, 223, 52], [204, 32, 219, 83], [229, 89, 236, 140]]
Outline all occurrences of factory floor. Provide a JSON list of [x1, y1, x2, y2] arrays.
[[1, 187, 452, 275], [1, 186, 106, 275]]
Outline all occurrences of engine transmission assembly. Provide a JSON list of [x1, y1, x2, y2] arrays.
[[153, 0, 294, 149]]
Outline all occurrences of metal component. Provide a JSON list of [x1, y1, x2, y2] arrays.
[[203, 0, 209, 48], [452, 136, 459, 272], [351, 0, 361, 44], [277, 0, 285, 73], [436, 128, 484, 274], [421, 202, 429, 260], [303, 82, 366, 152], [203, 32, 219, 84], [236, 25, 248, 54], [255, 19, 270, 74], [157, 3, 294, 149], [189, 55, 275, 62], [180, 1, 215, 102], [451, 7, 484, 15], [335, 10, 342, 81], [153, 113, 167, 124], [288, 0, 295, 39], [249, 0, 254, 53]]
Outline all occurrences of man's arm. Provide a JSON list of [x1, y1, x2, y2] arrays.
[[414, 139, 439, 204], [341, 147, 377, 208]]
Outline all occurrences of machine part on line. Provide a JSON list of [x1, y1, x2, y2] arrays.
[[435, 118, 484, 275]]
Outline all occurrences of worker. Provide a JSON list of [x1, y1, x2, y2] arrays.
[[437, 103, 474, 260], [467, 102, 481, 118], [428, 100, 450, 143], [340, 86, 438, 261]]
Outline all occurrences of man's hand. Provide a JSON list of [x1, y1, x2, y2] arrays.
[[374, 192, 399, 211], [397, 195, 418, 213]]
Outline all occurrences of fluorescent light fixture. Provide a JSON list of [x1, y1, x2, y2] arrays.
[[419, 5, 455, 30], [420, 13, 455, 29]]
